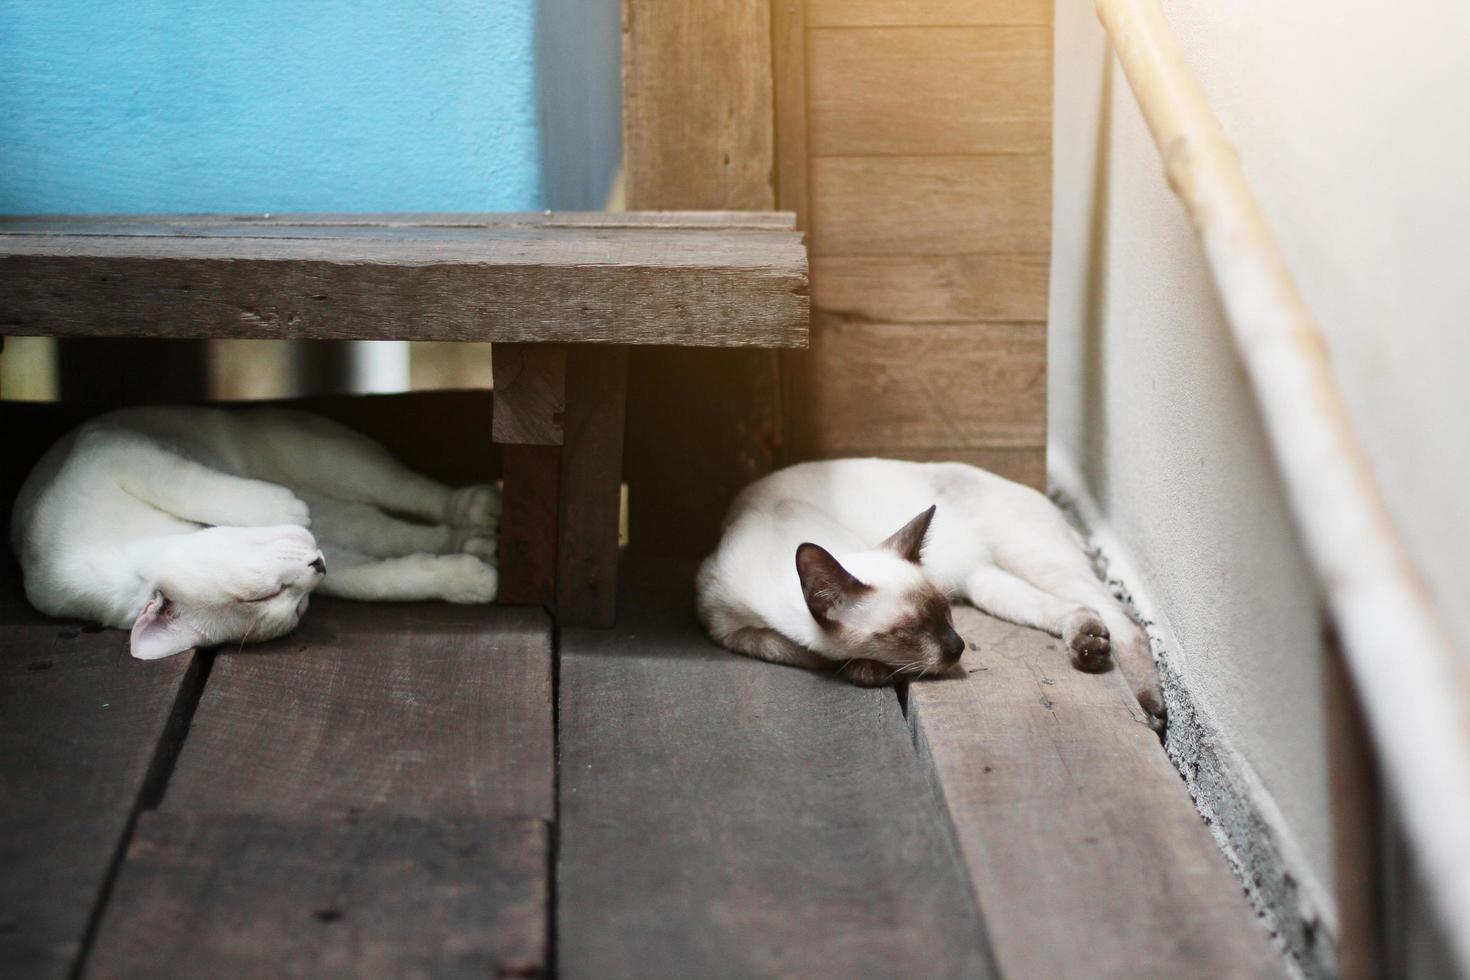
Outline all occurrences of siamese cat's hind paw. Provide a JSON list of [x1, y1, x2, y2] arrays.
[[1063, 608, 1112, 673], [1135, 680, 1167, 734], [445, 484, 501, 528], [841, 659, 891, 688]]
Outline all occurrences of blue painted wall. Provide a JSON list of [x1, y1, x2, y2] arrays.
[[0, 1, 543, 213]]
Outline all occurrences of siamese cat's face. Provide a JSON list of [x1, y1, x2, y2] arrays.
[[794, 505, 966, 685], [131, 525, 326, 660]]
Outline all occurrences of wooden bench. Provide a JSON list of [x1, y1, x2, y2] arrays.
[[0, 211, 809, 625]]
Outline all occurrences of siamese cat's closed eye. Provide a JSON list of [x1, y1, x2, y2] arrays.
[[696, 459, 1164, 729]]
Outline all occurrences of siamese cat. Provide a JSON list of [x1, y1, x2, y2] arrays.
[[697, 459, 1164, 729], [11, 405, 500, 660]]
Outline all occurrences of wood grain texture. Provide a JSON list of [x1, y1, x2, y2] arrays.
[[809, 155, 1050, 257], [0, 582, 201, 980], [0, 211, 797, 231], [622, 0, 775, 210], [86, 813, 548, 979], [772, 0, 810, 228], [556, 347, 629, 627], [491, 344, 566, 446], [497, 445, 562, 607], [625, 346, 787, 557], [160, 599, 553, 821], [808, 27, 1050, 156], [806, 0, 1052, 27], [806, 444, 1046, 488], [909, 605, 1284, 978], [792, 317, 1046, 452], [0, 215, 808, 347], [621, 0, 794, 558], [557, 559, 994, 979], [812, 255, 1050, 323]]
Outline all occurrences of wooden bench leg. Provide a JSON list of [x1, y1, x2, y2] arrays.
[[556, 347, 629, 627], [494, 345, 566, 607]]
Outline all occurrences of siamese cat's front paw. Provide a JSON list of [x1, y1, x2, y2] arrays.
[[1063, 608, 1112, 672], [434, 554, 498, 603], [841, 659, 891, 688], [445, 484, 501, 528], [235, 485, 311, 528]]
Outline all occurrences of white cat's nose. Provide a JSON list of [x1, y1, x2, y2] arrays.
[[309, 555, 326, 575]]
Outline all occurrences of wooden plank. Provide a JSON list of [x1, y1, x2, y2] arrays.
[[0, 210, 798, 232], [160, 599, 553, 820], [556, 347, 629, 627], [0, 219, 808, 348], [0, 580, 202, 980], [492, 343, 567, 446], [813, 254, 1050, 323], [621, 0, 793, 558], [497, 445, 562, 607], [908, 605, 1284, 978], [809, 155, 1050, 257], [805, 445, 1046, 489], [558, 559, 994, 978], [792, 316, 1046, 452], [772, 0, 811, 229], [808, 27, 1050, 156], [85, 812, 548, 979], [623, 1, 775, 210], [624, 346, 787, 558], [807, 0, 1051, 27]]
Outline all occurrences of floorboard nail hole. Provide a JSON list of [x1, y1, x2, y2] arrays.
[[313, 908, 343, 923], [27, 661, 54, 671]]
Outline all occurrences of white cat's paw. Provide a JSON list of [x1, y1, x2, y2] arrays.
[[460, 533, 498, 563], [236, 485, 311, 528], [444, 484, 501, 528], [434, 554, 498, 604]]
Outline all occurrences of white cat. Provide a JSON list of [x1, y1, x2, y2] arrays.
[[696, 459, 1165, 729], [11, 405, 501, 660]]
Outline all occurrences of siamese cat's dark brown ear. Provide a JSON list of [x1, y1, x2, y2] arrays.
[[881, 505, 937, 564], [795, 543, 870, 624]]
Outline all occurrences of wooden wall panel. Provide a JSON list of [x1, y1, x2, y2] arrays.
[[780, 2, 1051, 489], [809, 155, 1050, 257], [808, 27, 1049, 156], [812, 255, 1049, 323], [799, 316, 1045, 450], [806, 0, 1051, 27]]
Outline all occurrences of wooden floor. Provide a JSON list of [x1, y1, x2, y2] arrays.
[[1, 559, 1283, 979]]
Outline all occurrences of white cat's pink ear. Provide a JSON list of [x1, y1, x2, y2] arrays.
[[881, 505, 937, 563], [129, 593, 200, 661], [795, 543, 871, 623]]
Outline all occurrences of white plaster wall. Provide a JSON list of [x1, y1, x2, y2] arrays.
[[1050, 0, 1470, 957]]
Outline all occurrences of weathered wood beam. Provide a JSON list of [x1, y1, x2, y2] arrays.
[[621, 0, 793, 558], [0, 213, 807, 348], [556, 347, 629, 627]]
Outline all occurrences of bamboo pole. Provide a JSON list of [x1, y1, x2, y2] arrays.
[[1094, 0, 1470, 971]]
